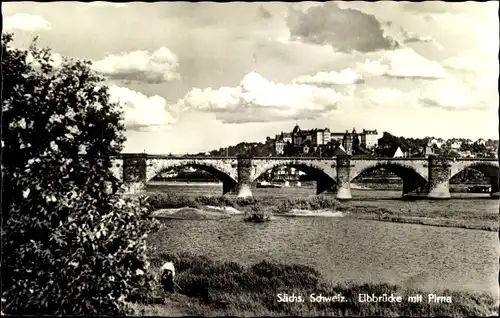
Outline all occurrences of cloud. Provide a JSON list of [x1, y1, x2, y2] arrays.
[[399, 27, 442, 49], [285, 2, 399, 53], [176, 72, 345, 123], [293, 68, 365, 85], [4, 13, 52, 32], [257, 5, 272, 19], [86, 2, 128, 8], [402, 2, 478, 14], [24, 50, 63, 69], [441, 53, 498, 75], [418, 78, 489, 111], [360, 87, 409, 108], [356, 48, 447, 79], [91, 47, 180, 83], [360, 76, 494, 112], [107, 85, 178, 131]]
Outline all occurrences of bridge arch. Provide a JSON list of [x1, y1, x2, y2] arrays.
[[250, 159, 336, 195], [450, 161, 499, 180], [449, 161, 499, 195], [146, 159, 238, 194], [350, 160, 428, 196]]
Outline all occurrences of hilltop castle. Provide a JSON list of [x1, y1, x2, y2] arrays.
[[274, 124, 379, 156]]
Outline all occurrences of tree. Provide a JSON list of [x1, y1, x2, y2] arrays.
[[1, 34, 159, 315]]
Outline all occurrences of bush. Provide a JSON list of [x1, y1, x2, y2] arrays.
[[243, 204, 273, 222], [144, 253, 498, 317], [273, 196, 340, 213], [1, 33, 159, 315]]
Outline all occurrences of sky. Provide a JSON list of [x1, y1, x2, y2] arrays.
[[3, 1, 499, 154]]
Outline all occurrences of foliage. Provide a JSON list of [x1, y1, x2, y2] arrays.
[[195, 141, 276, 157], [1, 33, 159, 315], [273, 196, 340, 213], [243, 204, 273, 222], [145, 192, 342, 214], [145, 253, 498, 317], [377, 132, 428, 155]]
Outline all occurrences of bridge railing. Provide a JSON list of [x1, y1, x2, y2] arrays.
[[449, 157, 498, 161], [113, 154, 498, 162]]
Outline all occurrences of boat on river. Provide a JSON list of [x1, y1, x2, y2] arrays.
[[467, 185, 491, 193], [256, 181, 283, 188]]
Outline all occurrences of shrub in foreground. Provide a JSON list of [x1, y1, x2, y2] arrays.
[[243, 204, 273, 222], [273, 196, 341, 213], [148, 253, 498, 317], [1, 33, 159, 315], [146, 192, 342, 214]]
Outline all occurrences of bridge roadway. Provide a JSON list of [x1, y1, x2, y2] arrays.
[[109, 154, 500, 199]]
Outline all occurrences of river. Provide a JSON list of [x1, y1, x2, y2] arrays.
[[147, 183, 500, 297]]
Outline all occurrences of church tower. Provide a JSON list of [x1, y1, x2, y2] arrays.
[[342, 130, 353, 155]]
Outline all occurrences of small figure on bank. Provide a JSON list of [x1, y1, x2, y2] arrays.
[[160, 261, 176, 294]]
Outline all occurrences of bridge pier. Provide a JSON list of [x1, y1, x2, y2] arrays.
[[236, 157, 253, 198], [490, 176, 499, 197], [427, 156, 451, 199], [402, 178, 423, 197], [222, 181, 237, 195], [316, 179, 337, 195], [336, 156, 352, 200]]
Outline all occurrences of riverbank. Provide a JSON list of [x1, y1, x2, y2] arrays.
[[146, 192, 499, 232], [147, 181, 485, 193], [129, 253, 498, 317]]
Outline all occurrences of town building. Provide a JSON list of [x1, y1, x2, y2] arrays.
[[342, 130, 353, 155], [330, 132, 345, 143], [423, 144, 434, 158], [274, 134, 285, 155], [450, 141, 462, 150], [428, 138, 444, 148], [393, 147, 404, 158], [274, 124, 379, 155], [360, 129, 379, 149]]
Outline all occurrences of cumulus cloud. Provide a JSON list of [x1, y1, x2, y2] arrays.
[[176, 72, 345, 123], [293, 68, 365, 85], [91, 47, 180, 83], [356, 48, 447, 79], [4, 13, 52, 32], [86, 2, 128, 8], [286, 2, 399, 53], [107, 85, 178, 131]]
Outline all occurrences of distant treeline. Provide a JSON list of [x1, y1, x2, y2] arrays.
[[186, 132, 494, 159]]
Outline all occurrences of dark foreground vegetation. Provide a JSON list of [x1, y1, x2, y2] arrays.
[[130, 252, 498, 317], [2, 34, 157, 315], [146, 192, 499, 232]]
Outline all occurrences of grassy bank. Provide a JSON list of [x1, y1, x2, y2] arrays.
[[145, 192, 499, 232], [130, 253, 498, 317], [358, 182, 485, 193]]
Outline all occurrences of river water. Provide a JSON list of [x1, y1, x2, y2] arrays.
[[147, 183, 500, 297]]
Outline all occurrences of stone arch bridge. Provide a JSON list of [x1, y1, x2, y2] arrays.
[[110, 154, 499, 199]]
